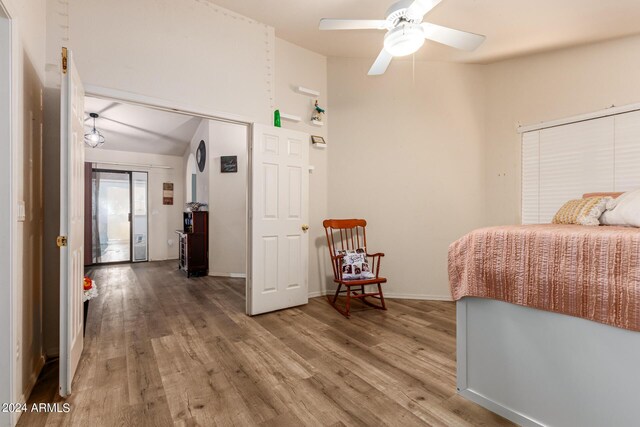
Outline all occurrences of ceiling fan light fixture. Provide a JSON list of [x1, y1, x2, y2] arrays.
[[84, 112, 105, 148], [383, 24, 425, 57]]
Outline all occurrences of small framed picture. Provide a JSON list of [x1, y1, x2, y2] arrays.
[[221, 156, 238, 173], [311, 135, 326, 145]]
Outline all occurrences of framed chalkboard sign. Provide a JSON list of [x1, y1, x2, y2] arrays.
[[221, 156, 238, 173]]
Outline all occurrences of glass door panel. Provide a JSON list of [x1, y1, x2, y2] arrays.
[[92, 170, 131, 263], [132, 172, 148, 262]]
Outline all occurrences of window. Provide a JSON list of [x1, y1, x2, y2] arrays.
[[522, 110, 640, 224]]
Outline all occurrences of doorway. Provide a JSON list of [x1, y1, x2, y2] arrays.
[[91, 169, 148, 264]]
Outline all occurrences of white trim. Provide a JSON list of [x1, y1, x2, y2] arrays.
[[384, 292, 453, 301], [518, 101, 640, 133], [208, 272, 247, 279], [307, 290, 453, 301], [0, 2, 17, 425], [92, 161, 172, 170], [84, 84, 255, 126]]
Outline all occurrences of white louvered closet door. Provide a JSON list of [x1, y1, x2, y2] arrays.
[[521, 131, 540, 224], [615, 110, 640, 191]]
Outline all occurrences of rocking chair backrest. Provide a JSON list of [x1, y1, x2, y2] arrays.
[[323, 219, 368, 280]]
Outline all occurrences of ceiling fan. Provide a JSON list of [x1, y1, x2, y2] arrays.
[[319, 0, 486, 75]]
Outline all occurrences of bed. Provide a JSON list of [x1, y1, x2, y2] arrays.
[[449, 195, 640, 427]]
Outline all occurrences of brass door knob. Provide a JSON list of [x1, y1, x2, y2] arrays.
[[302, 224, 309, 232]]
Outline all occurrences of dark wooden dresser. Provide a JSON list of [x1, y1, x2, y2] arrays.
[[176, 211, 208, 277]]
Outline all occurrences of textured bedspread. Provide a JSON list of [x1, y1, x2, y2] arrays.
[[449, 224, 640, 332]]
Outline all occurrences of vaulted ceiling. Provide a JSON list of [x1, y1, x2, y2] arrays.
[[212, 0, 640, 63], [84, 97, 202, 156]]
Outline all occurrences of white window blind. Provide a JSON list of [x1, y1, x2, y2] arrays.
[[522, 115, 621, 224], [614, 110, 640, 191]]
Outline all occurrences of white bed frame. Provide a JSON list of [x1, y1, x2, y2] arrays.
[[457, 298, 640, 427]]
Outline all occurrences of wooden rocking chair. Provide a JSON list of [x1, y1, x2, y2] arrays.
[[323, 219, 387, 318]]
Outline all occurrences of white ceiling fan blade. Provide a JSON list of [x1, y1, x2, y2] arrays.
[[319, 19, 389, 31], [405, 0, 442, 21], [422, 23, 486, 51], [368, 49, 393, 76]]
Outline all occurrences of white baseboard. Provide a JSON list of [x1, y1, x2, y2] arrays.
[[307, 291, 325, 298], [307, 289, 452, 301], [209, 272, 247, 279], [384, 292, 453, 301]]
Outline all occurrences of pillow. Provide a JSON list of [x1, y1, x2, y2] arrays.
[[600, 189, 640, 227], [552, 196, 610, 226], [338, 247, 375, 280]]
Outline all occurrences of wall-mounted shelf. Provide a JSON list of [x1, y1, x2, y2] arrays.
[[280, 113, 301, 122], [311, 120, 324, 127], [312, 142, 327, 149], [296, 86, 320, 97]]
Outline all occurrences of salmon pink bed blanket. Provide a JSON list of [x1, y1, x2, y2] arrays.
[[449, 224, 640, 332]]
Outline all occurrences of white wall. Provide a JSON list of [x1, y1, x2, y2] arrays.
[[208, 120, 248, 276], [186, 119, 209, 204], [484, 34, 640, 226], [45, 0, 275, 123], [275, 39, 330, 296], [85, 149, 185, 261], [327, 58, 486, 300]]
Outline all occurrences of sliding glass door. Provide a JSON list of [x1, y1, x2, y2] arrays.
[[92, 169, 148, 264], [132, 172, 148, 262]]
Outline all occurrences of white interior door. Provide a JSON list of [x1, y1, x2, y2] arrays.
[[249, 124, 309, 315], [59, 47, 85, 396]]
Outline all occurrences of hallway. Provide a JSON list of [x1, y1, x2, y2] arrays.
[[18, 261, 510, 426]]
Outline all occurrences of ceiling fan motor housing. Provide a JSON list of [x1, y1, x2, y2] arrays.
[[384, 24, 425, 56]]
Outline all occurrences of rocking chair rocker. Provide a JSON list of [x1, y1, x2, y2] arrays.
[[323, 219, 387, 318]]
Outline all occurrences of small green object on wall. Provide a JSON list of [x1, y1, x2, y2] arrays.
[[274, 110, 281, 128]]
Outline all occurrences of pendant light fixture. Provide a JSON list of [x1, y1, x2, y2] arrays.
[[84, 112, 105, 148]]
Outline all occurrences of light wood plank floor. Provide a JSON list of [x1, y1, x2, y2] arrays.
[[18, 261, 513, 427]]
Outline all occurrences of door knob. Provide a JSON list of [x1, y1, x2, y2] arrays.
[[302, 224, 309, 232]]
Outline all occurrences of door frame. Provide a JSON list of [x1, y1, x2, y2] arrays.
[[90, 168, 150, 265], [82, 85, 255, 313], [0, 1, 18, 425], [90, 168, 133, 265]]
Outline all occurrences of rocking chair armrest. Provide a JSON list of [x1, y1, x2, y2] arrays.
[[366, 252, 385, 258], [366, 252, 385, 278]]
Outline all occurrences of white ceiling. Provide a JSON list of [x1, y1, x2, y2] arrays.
[[84, 97, 202, 156], [212, 0, 640, 63]]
